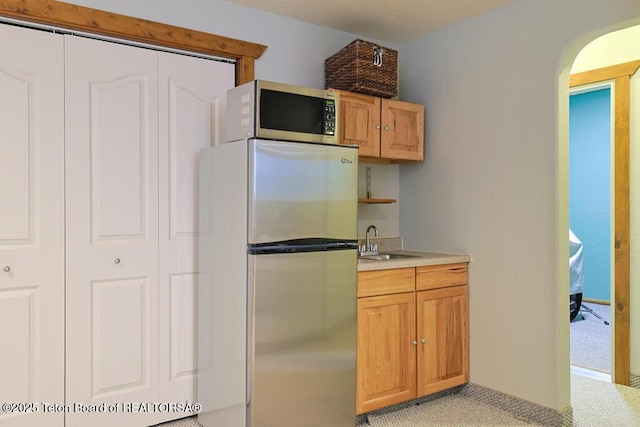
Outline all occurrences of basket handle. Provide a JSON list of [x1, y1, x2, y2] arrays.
[[373, 46, 384, 67]]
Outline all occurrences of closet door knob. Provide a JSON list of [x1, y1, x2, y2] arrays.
[[384, 126, 390, 131], [411, 340, 417, 346], [114, 258, 121, 264], [420, 338, 426, 344], [3, 266, 10, 272]]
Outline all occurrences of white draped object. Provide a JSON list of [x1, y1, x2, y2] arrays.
[[569, 229, 584, 295]]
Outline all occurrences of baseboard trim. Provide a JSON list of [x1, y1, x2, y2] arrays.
[[357, 383, 573, 427], [460, 383, 573, 427], [582, 298, 610, 305], [630, 372, 640, 389], [356, 384, 466, 424]]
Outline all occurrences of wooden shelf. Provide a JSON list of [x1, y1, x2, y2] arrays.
[[358, 198, 396, 204]]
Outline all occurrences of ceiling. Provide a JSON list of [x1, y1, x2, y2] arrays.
[[224, 0, 513, 44]]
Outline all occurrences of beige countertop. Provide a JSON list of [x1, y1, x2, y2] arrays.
[[355, 237, 470, 271], [357, 249, 471, 271]]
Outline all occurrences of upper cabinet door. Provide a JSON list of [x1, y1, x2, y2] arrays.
[[157, 51, 234, 410], [337, 90, 425, 162], [0, 24, 65, 427], [380, 99, 424, 161], [64, 35, 161, 427], [338, 91, 381, 157]]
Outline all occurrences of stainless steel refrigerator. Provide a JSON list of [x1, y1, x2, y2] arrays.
[[198, 138, 358, 427]]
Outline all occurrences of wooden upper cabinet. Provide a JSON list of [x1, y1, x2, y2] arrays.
[[381, 99, 424, 161], [335, 90, 424, 162], [338, 91, 381, 157]]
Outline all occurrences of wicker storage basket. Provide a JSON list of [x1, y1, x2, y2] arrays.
[[325, 39, 398, 98]]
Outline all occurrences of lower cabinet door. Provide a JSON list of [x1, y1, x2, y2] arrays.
[[416, 285, 469, 397], [356, 292, 416, 414]]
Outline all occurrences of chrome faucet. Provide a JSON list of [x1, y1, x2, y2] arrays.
[[361, 224, 379, 256]]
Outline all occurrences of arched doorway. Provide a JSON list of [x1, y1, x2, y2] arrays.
[[567, 28, 640, 386]]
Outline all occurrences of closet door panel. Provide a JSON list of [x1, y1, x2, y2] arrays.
[[0, 25, 64, 427], [65, 35, 161, 427], [158, 52, 234, 411], [91, 79, 149, 240], [0, 74, 30, 241]]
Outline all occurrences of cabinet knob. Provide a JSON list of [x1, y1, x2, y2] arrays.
[[3, 266, 10, 272], [421, 338, 426, 345], [384, 126, 390, 131], [114, 258, 121, 264], [376, 125, 381, 129], [411, 340, 417, 346]]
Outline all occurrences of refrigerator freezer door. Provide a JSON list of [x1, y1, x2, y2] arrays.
[[247, 249, 356, 427], [248, 139, 358, 245]]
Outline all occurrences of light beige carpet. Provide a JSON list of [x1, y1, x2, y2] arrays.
[[153, 416, 200, 427], [572, 374, 640, 426], [570, 302, 611, 373]]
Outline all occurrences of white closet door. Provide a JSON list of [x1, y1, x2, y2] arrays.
[[65, 35, 160, 427], [157, 52, 234, 417], [0, 24, 64, 427]]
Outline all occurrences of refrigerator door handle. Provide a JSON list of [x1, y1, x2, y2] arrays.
[[247, 239, 358, 255]]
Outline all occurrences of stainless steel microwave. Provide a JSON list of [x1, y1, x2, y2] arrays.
[[226, 80, 339, 144]]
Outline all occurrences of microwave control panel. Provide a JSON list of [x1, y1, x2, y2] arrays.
[[324, 99, 336, 136]]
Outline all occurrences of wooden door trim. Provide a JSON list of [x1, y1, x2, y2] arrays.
[[569, 60, 640, 385], [0, 0, 266, 84], [570, 60, 640, 87]]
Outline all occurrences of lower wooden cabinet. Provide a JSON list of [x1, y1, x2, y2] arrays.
[[356, 264, 468, 414], [417, 285, 468, 397], [357, 292, 416, 413]]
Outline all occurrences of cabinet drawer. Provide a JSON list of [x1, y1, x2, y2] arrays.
[[416, 263, 467, 291], [357, 268, 415, 297]]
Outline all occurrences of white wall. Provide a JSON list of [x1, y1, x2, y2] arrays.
[[399, 0, 640, 411], [357, 163, 400, 239], [572, 25, 640, 73], [571, 25, 640, 377]]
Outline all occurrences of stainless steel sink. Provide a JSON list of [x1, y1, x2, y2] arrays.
[[359, 253, 421, 261]]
